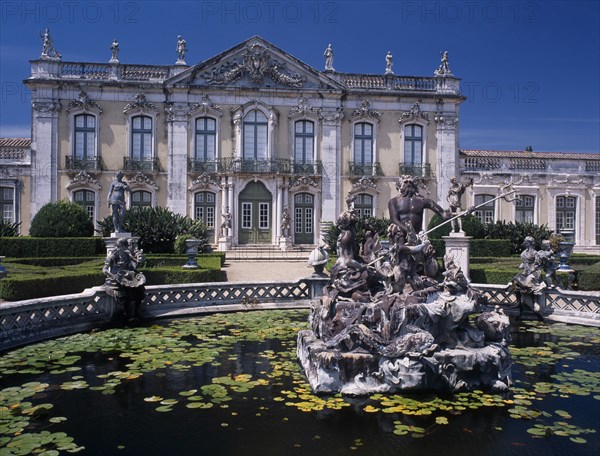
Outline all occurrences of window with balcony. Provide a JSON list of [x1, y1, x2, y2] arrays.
[[354, 193, 373, 218], [243, 110, 268, 160], [73, 189, 95, 220], [353, 122, 373, 168], [474, 194, 495, 224], [74, 114, 96, 160], [132, 116, 152, 160], [403, 124, 423, 174], [294, 120, 315, 173], [515, 195, 535, 224], [556, 196, 576, 240], [192, 117, 218, 173], [1, 187, 14, 222], [596, 196, 600, 244], [131, 190, 152, 208]]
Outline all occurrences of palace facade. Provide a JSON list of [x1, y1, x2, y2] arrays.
[[1, 34, 599, 252]]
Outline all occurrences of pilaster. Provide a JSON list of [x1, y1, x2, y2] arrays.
[[320, 108, 344, 223], [165, 104, 189, 215]]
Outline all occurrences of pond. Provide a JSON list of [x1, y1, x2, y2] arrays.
[[1, 310, 599, 455]]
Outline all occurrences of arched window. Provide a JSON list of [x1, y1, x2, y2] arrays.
[[243, 110, 268, 160], [404, 124, 423, 167], [194, 191, 216, 230], [73, 189, 95, 220], [556, 195, 577, 240], [131, 115, 153, 160], [74, 114, 96, 159], [131, 190, 152, 208], [1, 187, 14, 222], [354, 193, 373, 218], [474, 194, 495, 224]]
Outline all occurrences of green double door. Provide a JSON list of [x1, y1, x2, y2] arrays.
[[293, 193, 314, 245], [238, 182, 272, 244]]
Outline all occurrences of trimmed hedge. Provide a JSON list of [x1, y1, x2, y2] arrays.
[[7, 257, 103, 267], [576, 262, 600, 291], [143, 267, 221, 285], [0, 237, 103, 257], [429, 239, 512, 258]]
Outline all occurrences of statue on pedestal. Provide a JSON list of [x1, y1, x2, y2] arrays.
[[176, 35, 187, 64], [221, 206, 232, 238], [385, 51, 394, 75], [107, 171, 129, 233], [323, 43, 335, 72], [281, 205, 291, 238], [110, 39, 119, 63], [447, 176, 473, 233]]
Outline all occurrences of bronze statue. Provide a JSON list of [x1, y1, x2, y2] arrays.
[[107, 171, 129, 233]]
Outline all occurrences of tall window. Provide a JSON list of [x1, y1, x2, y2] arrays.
[[404, 124, 423, 166], [194, 191, 215, 229], [596, 196, 600, 244], [474, 194, 495, 224], [355, 193, 373, 218], [131, 116, 152, 160], [516, 195, 535, 224], [294, 120, 314, 163], [353, 123, 373, 164], [74, 114, 96, 159], [243, 110, 268, 160], [195, 117, 216, 161], [1, 187, 14, 222], [556, 196, 576, 238], [131, 190, 152, 207], [73, 190, 95, 220]]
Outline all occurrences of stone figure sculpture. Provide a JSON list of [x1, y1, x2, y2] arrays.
[[281, 205, 291, 237], [110, 39, 119, 62], [176, 35, 187, 63], [107, 171, 129, 233], [221, 206, 232, 237], [323, 44, 334, 71], [103, 238, 146, 322], [511, 236, 547, 320], [297, 179, 512, 395], [434, 50, 452, 76], [447, 176, 473, 233], [385, 51, 394, 75], [40, 28, 61, 60]]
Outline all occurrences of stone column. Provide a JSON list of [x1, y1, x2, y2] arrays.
[[30, 100, 61, 220], [434, 114, 459, 207], [443, 233, 472, 281], [320, 108, 343, 223], [165, 104, 189, 215]]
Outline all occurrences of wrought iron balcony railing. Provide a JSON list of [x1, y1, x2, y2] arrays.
[[292, 160, 322, 175], [65, 156, 102, 171], [398, 163, 434, 178], [123, 157, 160, 172], [348, 161, 382, 176]]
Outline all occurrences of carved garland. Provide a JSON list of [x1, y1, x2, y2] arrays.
[[126, 172, 158, 190], [188, 95, 223, 118], [123, 93, 159, 115], [289, 174, 319, 191], [189, 172, 223, 191], [349, 176, 379, 194], [399, 102, 429, 124], [66, 91, 102, 113], [348, 100, 381, 122]]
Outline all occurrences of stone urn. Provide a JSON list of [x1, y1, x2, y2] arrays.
[[183, 239, 203, 269], [308, 245, 329, 276], [557, 241, 575, 271]]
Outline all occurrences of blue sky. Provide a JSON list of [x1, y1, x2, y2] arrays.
[[1, 0, 599, 153]]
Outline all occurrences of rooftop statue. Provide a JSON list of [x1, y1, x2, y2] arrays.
[[385, 51, 394, 75], [323, 43, 335, 72], [434, 50, 452, 77], [40, 28, 61, 60], [176, 35, 188, 64], [298, 176, 512, 395], [110, 39, 119, 63]]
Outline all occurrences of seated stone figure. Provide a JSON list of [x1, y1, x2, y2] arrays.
[[511, 236, 545, 319]]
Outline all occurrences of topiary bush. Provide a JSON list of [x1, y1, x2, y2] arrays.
[[30, 200, 94, 237], [427, 214, 485, 240], [97, 206, 208, 253], [483, 221, 552, 254]]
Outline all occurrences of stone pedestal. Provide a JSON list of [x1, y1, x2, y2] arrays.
[[279, 236, 292, 251], [218, 236, 232, 251], [443, 233, 472, 280]]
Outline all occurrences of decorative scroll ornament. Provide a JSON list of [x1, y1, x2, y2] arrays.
[[66, 91, 102, 113], [289, 97, 321, 118], [350, 176, 379, 193], [67, 171, 100, 188], [188, 95, 223, 117], [348, 100, 381, 122], [32, 101, 61, 113], [203, 43, 306, 88], [123, 93, 159, 114], [400, 102, 429, 124], [289, 174, 319, 190], [126, 172, 158, 190], [190, 172, 222, 190]]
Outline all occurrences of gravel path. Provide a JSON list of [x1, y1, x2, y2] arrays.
[[220, 259, 314, 282]]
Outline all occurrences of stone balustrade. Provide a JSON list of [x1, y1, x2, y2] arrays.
[[0, 146, 30, 163]]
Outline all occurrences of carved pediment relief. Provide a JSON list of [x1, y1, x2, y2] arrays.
[[349, 176, 379, 194], [123, 93, 159, 115], [66, 170, 101, 191], [289, 174, 319, 191], [126, 172, 158, 190], [189, 172, 222, 191], [66, 91, 102, 114], [348, 100, 381, 123], [399, 102, 429, 124]]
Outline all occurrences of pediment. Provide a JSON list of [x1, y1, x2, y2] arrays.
[[166, 36, 343, 91]]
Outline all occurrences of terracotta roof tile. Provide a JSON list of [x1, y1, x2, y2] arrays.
[[460, 149, 600, 160], [0, 138, 32, 148]]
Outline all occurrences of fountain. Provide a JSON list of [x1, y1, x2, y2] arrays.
[[297, 176, 512, 395]]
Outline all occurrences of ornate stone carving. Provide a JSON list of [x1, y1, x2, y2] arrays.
[[289, 97, 321, 118], [123, 93, 159, 114], [203, 43, 306, 88], [399, 102, 429, 124], [32, 101, 61, 113], [66, 91, 102, 113], [348, 100, 381, 122], [164, 103, 189, 122], [350, 176, 379, 193], [188, 95, 223, 117], [67, 171, 100, 189], [321, 108, 344, 123], [190, 172, 222, 190], [126, 172, 158, 190], [289, 174, 319, 191]]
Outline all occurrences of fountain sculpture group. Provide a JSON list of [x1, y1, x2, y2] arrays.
[[298, 176, 513, 395]]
